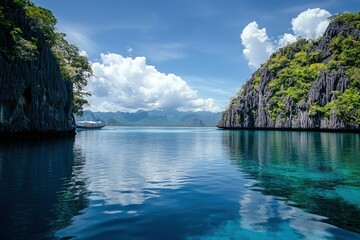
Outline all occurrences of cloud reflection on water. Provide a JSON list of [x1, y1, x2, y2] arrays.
[[221, 130, 360, 238], [75, 128, 223, 208]]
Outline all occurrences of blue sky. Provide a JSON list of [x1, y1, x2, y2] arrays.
[[32, 0, 360, 112]]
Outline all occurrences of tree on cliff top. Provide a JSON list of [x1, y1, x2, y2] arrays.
[[0, 0, 91, 115]]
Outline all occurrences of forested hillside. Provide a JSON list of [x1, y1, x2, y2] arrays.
[[218, 12, 360, 131]]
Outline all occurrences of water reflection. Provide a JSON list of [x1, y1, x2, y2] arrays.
[[50, 143, 89, 234], [55, 128, 228, 239], [0, 138, 88, 240], [222, 130, 360, 234], [72, 128, 221, 208], [4, 128, 358, 239]]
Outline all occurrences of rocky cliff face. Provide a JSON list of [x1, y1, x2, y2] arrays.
[[0, 6, 75, 136], [218, 13, 360, 131]]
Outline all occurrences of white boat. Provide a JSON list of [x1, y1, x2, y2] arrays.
[[76, 120, 106, 129]]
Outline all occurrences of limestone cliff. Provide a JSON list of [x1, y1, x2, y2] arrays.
[[0, 2, 75, 137], [218, 12, 360, 131]]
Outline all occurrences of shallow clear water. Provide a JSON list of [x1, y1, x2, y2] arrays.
[[0, 127, 359, 240]]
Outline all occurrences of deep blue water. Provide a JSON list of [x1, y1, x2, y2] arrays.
[[0, 127, 360, 240]]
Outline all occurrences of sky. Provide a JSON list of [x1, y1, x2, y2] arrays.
[[32, 0, 360, 113]]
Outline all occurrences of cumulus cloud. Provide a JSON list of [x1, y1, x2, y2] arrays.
[[277, 33, 298, 49], [87, 53, 221, 112], [241, 8, 331, 68], [240, 21, 275, 69], [291, 8, 331, 40]]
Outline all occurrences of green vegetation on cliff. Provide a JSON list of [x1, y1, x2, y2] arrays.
[[254, 12, 359, 123], [333, 12, 360, 29], [220, 11, 360, 130], [0, 0, 91, 115], [266, 40, 322, 119]]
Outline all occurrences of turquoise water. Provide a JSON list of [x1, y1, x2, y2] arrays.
[[0, 127, 359, 239]]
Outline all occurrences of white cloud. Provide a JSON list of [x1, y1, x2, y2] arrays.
[[87, 53, 221, 112], [277, 33, 298, 49], [240, 8, 331, 69], [291, 8, 331, 40], [240, 21, 274, 69]]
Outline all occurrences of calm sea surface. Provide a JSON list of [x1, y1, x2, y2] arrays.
[[0, 127, 360, 240]]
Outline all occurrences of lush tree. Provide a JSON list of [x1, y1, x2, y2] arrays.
[[236, 12, 360, 122], [0, 0, 92, 115], [322, 88, 360, 124], [10, 27, 37, 60], [52, 33, 92, 115], [25, 3, 57, 46]]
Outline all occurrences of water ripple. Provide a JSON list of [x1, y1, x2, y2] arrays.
[[1, 128, 360, 239]]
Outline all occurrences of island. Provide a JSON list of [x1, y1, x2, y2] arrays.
[[218, 12, 360, 132]]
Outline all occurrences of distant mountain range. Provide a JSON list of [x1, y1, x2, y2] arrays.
[[77, 110, 221, 127]]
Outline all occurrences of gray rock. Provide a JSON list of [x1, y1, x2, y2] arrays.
[[218, 19, 360, 131], [0, 10, 75, 137], [0, 48, 75, 136]]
